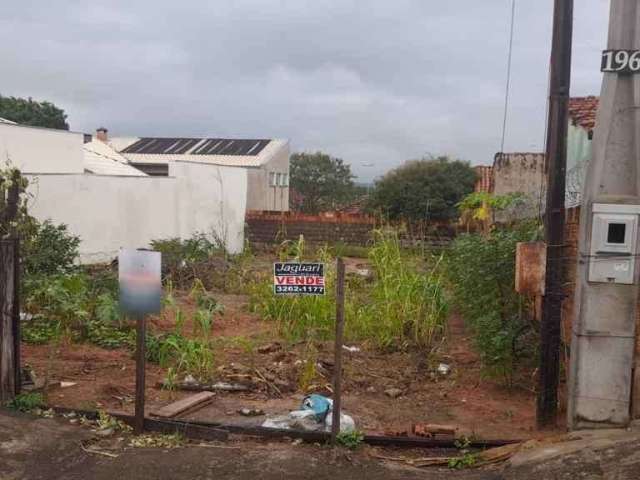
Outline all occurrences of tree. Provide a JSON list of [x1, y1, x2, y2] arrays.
[[290, 152, 356, 214], [0, 95, 69, 130], [368, 156, 476, 222]]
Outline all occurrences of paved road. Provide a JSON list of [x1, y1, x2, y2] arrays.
[[2, 409, 640, 479]]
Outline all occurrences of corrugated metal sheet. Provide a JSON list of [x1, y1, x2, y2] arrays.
[[118, 138, 288, 168], [83, 140, 147, 176]]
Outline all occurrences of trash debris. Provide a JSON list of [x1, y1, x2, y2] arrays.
[[60, 381, 77, 388], [302, 394, 332, 421], [355, 268, 371, 278], [238, 408, 265, 417], [437, 363, 451, 376], [158, 381, 250, 392], [384, 388, 403, 399], [258, 342, 282, 354], [129, 433, 184, 449], [261, 394, 355, 433], [183, 374, 197, 384], [94, 427, 115, 438], [342, 345, 360, 353]]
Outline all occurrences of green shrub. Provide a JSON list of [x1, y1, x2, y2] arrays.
[[336, 430, 365, 449], [446, 222, 541, 383], [7, 392, 45, 412], [22, 274, 132, 349], [22, 220, 80, 277]]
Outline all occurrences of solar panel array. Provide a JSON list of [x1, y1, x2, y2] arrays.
[[121, 137, 271, 156]]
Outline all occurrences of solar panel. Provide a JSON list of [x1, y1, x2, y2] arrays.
[[121, 137, 271, 156]]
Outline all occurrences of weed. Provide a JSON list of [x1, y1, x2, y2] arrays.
[[454, 436, 472, 450], [7, 392, 44, 412], [298, 343, 319, 392], [97, 410, 132, 433], [448, 453, 477, 470], [154, 332, 215, 381], [336, 430, 364, 450], [151, 233, 253, 293], [190, 279, 224, 314]]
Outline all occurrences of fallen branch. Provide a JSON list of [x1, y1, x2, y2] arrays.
[[253, 369, 282, 398], [79, 442, 119, 458]]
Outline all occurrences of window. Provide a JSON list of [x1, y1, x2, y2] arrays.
[[276, 173, 282, 187], [607, 223, 627, 244], [269, 172, 277, 187], [280, 173, 289, 187]]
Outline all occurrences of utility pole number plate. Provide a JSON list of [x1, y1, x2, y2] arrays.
[[601, 50, 640, 73]]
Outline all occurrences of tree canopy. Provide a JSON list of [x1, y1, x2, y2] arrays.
[[368, 156, 476, 222], [0, 95, 69, 130], [290, 151, 356, 214]]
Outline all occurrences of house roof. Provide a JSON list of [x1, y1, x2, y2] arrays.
[[83, 140, 148, 176], [112, 136, 287, 168], [568, 96, 598, 134]]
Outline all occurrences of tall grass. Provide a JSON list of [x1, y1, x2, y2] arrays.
[[354, 229, 448, 349], [249, 230, 448, 350]]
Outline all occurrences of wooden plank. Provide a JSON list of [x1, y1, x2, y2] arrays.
[[0, 240, 17, 403], [151, 391, 215, 418], [515, 241, 546, 296]]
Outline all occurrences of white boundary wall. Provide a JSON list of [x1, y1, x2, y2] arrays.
[[0, 122, 84, 174], [26, 160, 247, 263]]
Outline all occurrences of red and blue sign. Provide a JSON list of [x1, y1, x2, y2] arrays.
[[274, 262, 325, 295]]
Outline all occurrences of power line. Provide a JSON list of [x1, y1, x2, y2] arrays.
[[499, 0, 517, 155]]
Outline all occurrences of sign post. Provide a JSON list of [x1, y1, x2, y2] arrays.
[[273, 257, 349, 443], [119, 249, 161, 435], [331, 258, 346, 444]]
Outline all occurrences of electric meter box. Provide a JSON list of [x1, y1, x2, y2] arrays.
[[588, 203, 640, 284]]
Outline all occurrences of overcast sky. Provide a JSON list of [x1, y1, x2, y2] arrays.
[[0, 1, 610, 181]]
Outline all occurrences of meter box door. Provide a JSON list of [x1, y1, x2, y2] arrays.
[[588, 203, 640, 284]]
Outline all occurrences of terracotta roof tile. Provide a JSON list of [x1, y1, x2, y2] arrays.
[[568, 96, 599, 134]]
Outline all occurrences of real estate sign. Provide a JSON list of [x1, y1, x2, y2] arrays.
[[273, 262, 325, 295]]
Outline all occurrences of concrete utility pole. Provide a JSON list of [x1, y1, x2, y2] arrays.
[[568, 0, 640, 429], [538, 0, 573, 429]]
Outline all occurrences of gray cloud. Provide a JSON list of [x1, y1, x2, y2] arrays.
[[0, 0, 610, 180]]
